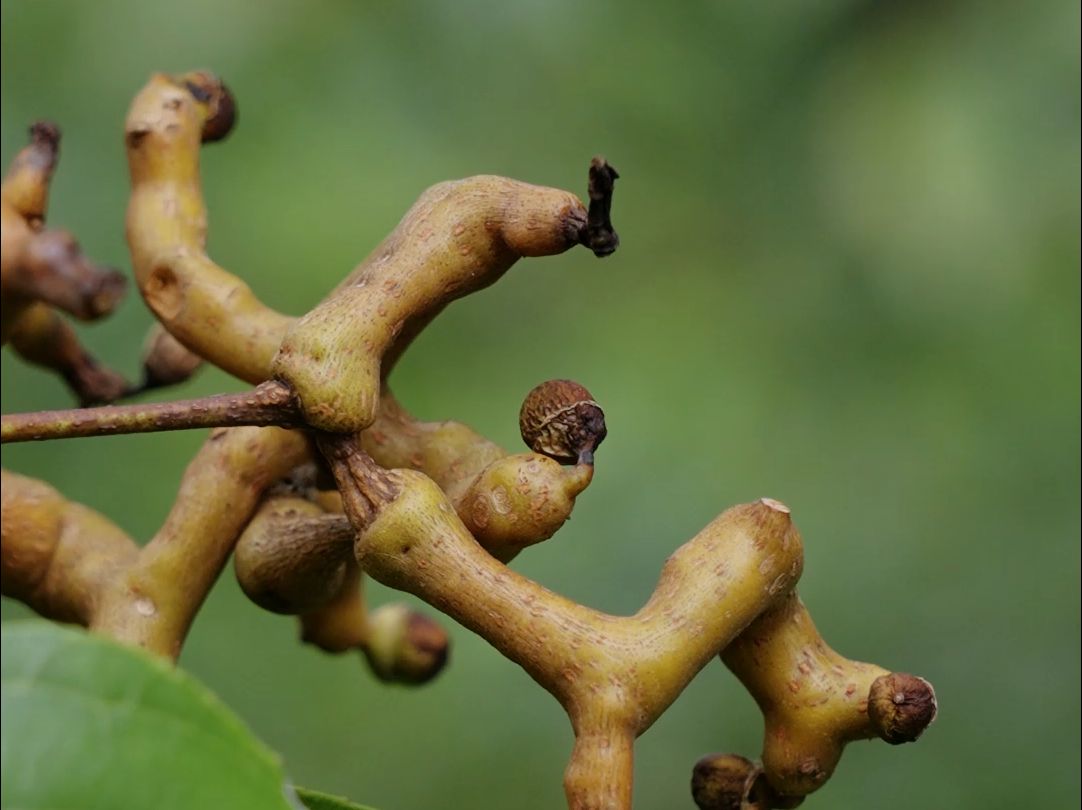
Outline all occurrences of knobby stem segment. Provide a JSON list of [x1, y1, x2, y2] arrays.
[[324, 434, 803, 810], [2, 121, 132, 401], [125, 72, 290, 383], [1, 469, 138, 625], [94, 426, 310, 656], [564, 726, 635, 810], [2, 121, 60, 227], [234, 496, 453, 685], [6, 302, 130, 406], [271, 167, 604, 433], [717, 591, 938, 802], [1, 427, 310, 659], [120, 71, 609, 552], [125, 71, 617, 433], [2, 120, 125, 329]]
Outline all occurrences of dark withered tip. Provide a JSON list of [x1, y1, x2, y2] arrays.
[[582, 156, 620, 257], [28, 121, 61, 149], [589, 155, 620, 186]]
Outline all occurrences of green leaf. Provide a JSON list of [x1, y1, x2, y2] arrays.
[[295, 787, 379, 810], [1, 620, 300, 810]]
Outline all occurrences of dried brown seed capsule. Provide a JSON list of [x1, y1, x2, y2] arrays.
[[518, 379, 606, 465], [692, 753, 802, 810], [363, 604, 451, 685], [868, 672, 938, 745]]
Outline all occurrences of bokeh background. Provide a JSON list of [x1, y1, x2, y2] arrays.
[[2, 1, 1079, 808]]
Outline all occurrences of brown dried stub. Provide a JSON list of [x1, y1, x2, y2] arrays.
[[519, 379, 606, 465], [868, 672, 938, 745], [583, 157, 620, 257]]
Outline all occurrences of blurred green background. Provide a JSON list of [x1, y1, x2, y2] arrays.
[[2, 1, 1078, 808]]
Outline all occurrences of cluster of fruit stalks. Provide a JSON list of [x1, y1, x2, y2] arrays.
[[0, 71, 937, 810]]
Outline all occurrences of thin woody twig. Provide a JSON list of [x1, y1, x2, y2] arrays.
[[0, 380, 300, 443]]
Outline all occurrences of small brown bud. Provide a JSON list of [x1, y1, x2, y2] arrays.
[[692, 753, 801, 810], [868, 672, 938, 745], [518, 379, 607, 465], [363, 604, 450, 685], [141, 323, 204, 388]]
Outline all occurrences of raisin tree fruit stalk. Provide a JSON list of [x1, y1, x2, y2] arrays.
[[0, 69, 937, 810]]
